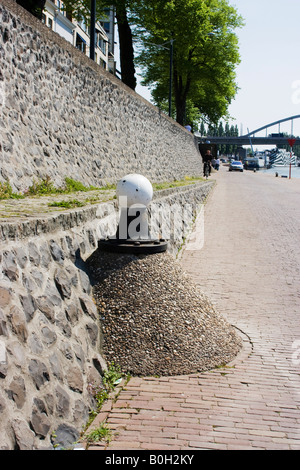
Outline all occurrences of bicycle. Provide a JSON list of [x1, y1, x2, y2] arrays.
[[203, 162, 210, 179]]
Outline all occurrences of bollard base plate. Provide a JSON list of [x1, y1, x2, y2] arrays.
[[98, 238, 168, 254]]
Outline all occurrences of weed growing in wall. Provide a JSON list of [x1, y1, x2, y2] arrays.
[[25, 176, 101, 196], [85, 422, 112, 446], [0, 181, 25, 200], [48, 199, 85, 209], [64, 177, 100, 193], [0, 176, 111, 200], [83, 362, 128, 446]]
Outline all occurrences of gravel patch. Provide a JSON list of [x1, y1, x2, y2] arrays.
[[87, 250, 242, 377]]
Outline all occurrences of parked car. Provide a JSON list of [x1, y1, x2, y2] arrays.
[[229, 161, 244, 172], [244, 159, 259, 171]]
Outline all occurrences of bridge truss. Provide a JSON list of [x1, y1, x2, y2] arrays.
[[198, 115, 300, 146]]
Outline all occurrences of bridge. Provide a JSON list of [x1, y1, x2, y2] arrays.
[[196, 115, 300, 146]]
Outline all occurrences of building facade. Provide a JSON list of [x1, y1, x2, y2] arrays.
[[42, 1, 116, 73]]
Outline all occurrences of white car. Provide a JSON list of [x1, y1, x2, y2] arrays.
[[229, 161, 244, 172]]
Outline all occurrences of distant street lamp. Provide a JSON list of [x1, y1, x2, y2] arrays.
[[90, 0, 96, 61], [146, 39, 174, 117], [148, 34, 215, 118], [168, 39, 174, 118]]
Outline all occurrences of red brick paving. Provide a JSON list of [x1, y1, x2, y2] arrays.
[[86, 168, 300, 450]]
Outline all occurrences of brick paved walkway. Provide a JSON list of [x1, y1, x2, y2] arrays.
[[87, 167, 300, 450]]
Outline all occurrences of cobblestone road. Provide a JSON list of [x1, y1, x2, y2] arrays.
[[87, 167, 300, 450]]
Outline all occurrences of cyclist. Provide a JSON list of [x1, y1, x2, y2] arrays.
[[203, 150, 212, 178]]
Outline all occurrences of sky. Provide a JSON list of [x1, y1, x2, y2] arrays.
[[135, 0, 300, 141]]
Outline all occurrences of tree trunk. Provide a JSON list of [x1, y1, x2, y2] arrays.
[[174, 68, 191, 126], [115, 2, 136, 91], [175, 95, 186, 126]]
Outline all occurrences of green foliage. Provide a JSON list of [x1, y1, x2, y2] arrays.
[[85, 362, 125, 437], [206, 120, 239, 154], [133, 0, 244, 125], [0, 176, 112, 206], [102, 362, 123, 391], [0, 176, 206, 206], [26, 176, 57, 196], [0, 181, 24, 200], [23, 176, 99, 197], [48, 199, 85, 209], [152, 176, 204, 190], [65, 178, 89, 193], [64, 177, 99, 192], [100, 183, 116, 191], [85, 422, 112, 445], [87, 362, 123, 415]]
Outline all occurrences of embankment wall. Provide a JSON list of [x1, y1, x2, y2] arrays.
[[0, 0, 202, 193], [0, 0, 208, 450], [0, 181, 213, 449]]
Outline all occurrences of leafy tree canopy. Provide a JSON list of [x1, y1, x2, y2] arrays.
[[132, 0, 244, 125]]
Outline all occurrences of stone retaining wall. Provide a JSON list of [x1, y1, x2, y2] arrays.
[[0, 181, 213, 450], [0, 0, 203, 193], [0, 0, 209, 450]]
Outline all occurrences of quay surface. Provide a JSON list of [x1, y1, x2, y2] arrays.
[[86, 166, 300, 450]]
